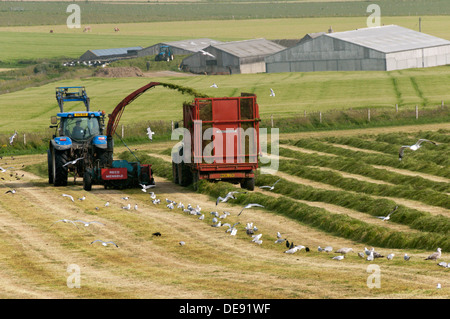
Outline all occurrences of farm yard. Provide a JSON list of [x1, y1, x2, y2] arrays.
[[0, 0, 449, 304]]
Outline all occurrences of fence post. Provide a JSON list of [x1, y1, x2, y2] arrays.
[[270, 115, 273, 128], [319, 111, 322, 124], [395, 104, 398, 112], [121, 125, 124, 138], [368, 108, 371, 122], [415, 105, 418, 119], [304, 110, 307, 117], [171, 120, 174, 131], [23, 133, 26, 146], [442, 100, 444, 108]]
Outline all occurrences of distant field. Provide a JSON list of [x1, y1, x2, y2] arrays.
[[1, 16, 450, 65], [1, 0, 449, 27], [0, 66, 449, 134]]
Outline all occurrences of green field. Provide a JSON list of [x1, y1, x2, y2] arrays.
[[0, 66, 449, 134], [1, 15, 450, 65]]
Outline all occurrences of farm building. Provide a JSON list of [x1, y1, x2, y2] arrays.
[[137, 38, 223, 57], [79, 46, 143, 62], [265, 25, 450, 73], [180, 38, 286, 75]]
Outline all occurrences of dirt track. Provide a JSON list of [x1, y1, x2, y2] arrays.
[[0, 125, 449, 299]]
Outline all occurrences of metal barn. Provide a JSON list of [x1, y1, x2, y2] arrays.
[[180, 38, 286, 75], [137, 38, 223, 57], [265, 25, 450, 73], [79, 47, 143, 62]]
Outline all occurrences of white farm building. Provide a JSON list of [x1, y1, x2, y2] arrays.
[[265, 25, 450, 73]]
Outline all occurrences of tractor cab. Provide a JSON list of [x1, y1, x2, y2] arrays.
[[57, 112, 104, 143]]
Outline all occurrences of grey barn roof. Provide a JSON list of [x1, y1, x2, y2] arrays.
[[90, 46, 143, 57], [162, 38, 223, 52], [211, 38, 286, 58], [326, 25, 450, 53]]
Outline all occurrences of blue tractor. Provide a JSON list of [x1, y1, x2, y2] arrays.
[[48, 87, 109, 187], [48, 86, 155, 190], [155, 45, 174, 62]]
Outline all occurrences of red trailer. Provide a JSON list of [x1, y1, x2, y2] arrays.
[[173, 93, 260, 190]]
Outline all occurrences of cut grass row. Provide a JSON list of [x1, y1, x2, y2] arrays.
[[283, 138, 450, 179], [278, 147, 450, 193], [118, 151, 450, 251]]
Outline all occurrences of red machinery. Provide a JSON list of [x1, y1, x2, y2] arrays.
[[173, 93, 260, 190]]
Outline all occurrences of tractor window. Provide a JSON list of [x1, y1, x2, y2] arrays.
[[62, 117, 100, 141]]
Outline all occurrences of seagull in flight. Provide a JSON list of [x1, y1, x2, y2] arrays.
[[237, 203, 264, 216], [146, 126, 155, 141], [210, 83, 218, 88], [398, 139, 438, 161], [62, 194, 74, 202], [5, 189, 16, 194], [63, 157, 84, 167], [140, 183, 155, 192], [90, 239, 118, 248], [74, 220, 105, 227], [376, 205, 398, 221], [50, 219, 80, 229], [9, 131, 18, 145], [199, 49, 215, 58], [259, 178, 281, 191], [269, 88, 275, 97], [216, 191, 246, 206]]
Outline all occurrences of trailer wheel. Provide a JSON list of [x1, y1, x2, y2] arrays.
[[83, 171, 92, 191], [192, 171, 199, 191], [178, 162, 192, 187], [47, 149, 53, 184], [53, 150, 68, 186], [241, 178, 255, 191], [172, 162, 179, 184]]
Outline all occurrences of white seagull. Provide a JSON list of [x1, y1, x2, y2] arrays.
[[74, 220, 105, 227], [62, 194, 74, 202], [210, 83, 218, 88], [336, 248, 353, 254], [376, 205, 398, 221], [51, 219, 80, 229], [5, 189, 16, 194], [122, 203, 131, 210], [386, 253, 395, 260], [140, 183, 155, 192], [146, 126, 155, 141], [237, 203, 264, 216], [63, 157, 84, 167], [9, 131, 18, 145], [332, 255, 345, 260], [259, 178, 281, 191], [404, 253, 411, 261], [269, 88, 275, 97], [398, 139, 438, 161], [216, 191, 246, 206], [90, 240, 118, 248], [199, 49, 215, 58]]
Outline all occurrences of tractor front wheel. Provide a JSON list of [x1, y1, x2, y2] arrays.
[[83, 171, 92, 191]]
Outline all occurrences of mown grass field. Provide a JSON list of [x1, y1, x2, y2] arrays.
[[0, 124, 447, 300]]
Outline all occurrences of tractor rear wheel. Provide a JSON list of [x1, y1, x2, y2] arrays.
[[47, 149, 53, 184], [53, 150, 68, 186]]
